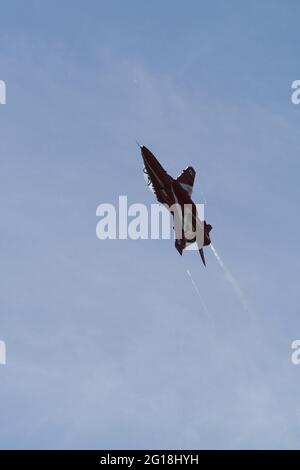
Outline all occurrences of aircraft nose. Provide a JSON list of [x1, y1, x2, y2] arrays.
[[141, 145, 152, 158], [139, 145, 157, 167], [140, 145, 148, 160]]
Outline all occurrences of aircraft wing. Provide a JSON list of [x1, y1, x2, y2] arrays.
[[176, 166, 195, 197]]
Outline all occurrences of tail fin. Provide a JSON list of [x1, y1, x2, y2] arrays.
[[176, 167, 195, 197]]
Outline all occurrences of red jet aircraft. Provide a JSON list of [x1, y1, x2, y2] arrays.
[[139, 144, 212, 266]]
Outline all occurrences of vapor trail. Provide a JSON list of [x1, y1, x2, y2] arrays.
[[210, 244, 249, 313], [200, 190, 207, 204], [186, 268, 210, 317]]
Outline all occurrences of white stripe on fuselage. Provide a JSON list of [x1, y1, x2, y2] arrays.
[[144, 159, 165, 189], [144, 159, 172, 203]]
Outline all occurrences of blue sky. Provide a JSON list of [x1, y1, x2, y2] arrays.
[[0, 0, 300, 449]]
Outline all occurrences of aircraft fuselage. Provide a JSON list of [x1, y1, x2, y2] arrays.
[[140, 144, 212, 264]]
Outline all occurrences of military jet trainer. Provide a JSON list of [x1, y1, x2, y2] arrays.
[[139, 144, 212, 266]]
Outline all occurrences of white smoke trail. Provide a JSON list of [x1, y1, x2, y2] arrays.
[[200, 190, 207, 204], [210, 244, 249, 313], [186, 269, 210, 318]]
